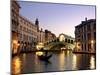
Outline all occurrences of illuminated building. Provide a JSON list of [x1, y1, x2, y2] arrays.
[[36, 19, 46, 44], [11, 0, 20, 54], [38, 28, 45, 43], [12, 1, 39, 53], [59, 33, 75, 50], [11, 1, 56, 53], [45, 30, 56, 43], [75, 18, 96, 53], [18, 16, 38, 51]]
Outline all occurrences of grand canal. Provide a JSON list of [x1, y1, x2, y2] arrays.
[[12, 51, 96, 74]]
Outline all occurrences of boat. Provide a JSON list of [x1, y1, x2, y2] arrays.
[[38, 54, 52, 61], [36, 47, 53, 61]]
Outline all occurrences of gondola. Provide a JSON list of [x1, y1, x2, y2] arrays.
[[36, 48, 53, 61], [38, 54, 52, 61]]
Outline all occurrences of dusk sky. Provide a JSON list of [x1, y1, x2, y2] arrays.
[[18, 1, 95, 37]]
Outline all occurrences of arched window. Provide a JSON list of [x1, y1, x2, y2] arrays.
[[68, 39, 70, 43], [65, 38, 67, 42], [71, 40, 73, 44]]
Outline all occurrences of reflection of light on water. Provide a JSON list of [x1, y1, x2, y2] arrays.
[[22, 53, 26, 65], [34, 53, 40, 65], [23, 53, 26, 57], [12, 56, 21, 75], [34, 52, 44, 72], [59, 51, 65, 70], [90, 55, 95, 69], [72, 54, 77, 70], [23, 53, 26, 60], [67, 50, 70, 56]]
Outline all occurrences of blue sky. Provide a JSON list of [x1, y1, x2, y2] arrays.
[[18, 1, 95, 37]]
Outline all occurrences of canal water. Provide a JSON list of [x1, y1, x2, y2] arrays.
[[12, 51, 96, 74]]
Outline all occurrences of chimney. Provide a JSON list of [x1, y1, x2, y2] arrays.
[[85, 17, 87, 21]]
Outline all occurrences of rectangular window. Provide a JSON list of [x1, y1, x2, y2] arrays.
[[71, 40, 73, 44], [84, 26, 86, 32], [87, 33, 91, 40], [87, 24, 91, 31], [82, 44, 83, 50], [84, 34, 86, 40], [88, 43, 91, 51]]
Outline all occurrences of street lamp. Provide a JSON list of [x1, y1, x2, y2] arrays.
[[91, 40, 94, 44], [91, 40, 94, 53], [75, 42, 80, 52]]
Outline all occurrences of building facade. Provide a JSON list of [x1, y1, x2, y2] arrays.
[[34, 19, 46, 43], [11, 1, 39, 53], [38, 28, 45, 43], [11, 1, 20, 54], [45, 30, 56, 43], [75, 18, 96, 53], [11, 1, 56, 53], [18, 16, 38, 51]]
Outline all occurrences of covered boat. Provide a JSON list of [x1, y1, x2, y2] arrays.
[[36, 51, 52, 61]]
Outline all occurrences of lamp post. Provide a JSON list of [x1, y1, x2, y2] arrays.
[[91, 40, 94, 53], [75, 42, 80, 52]]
